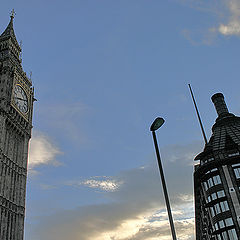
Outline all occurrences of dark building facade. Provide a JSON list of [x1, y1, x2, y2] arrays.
[[194, 93, 240, 240], [0, 13, 34, 239]]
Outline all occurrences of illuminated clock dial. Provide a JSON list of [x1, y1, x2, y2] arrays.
[[14, 85, 29, 114]]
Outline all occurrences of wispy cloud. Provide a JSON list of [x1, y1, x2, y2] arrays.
[[28, 141, 202, 240], [30, 199, 194, 240], [128, 216, 194, 240], [181, 0, 240, 44], [66, 176, 123, 192], [218, 0, 240, 36], [28, 131, 62, 175]]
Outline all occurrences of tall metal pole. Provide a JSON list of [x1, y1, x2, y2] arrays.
[[188, 84, 207, 144], [152, 130, 177, 240]]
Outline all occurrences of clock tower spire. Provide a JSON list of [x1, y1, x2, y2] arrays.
[[0, 9, 22, 69], [0, 12, 34, 240]]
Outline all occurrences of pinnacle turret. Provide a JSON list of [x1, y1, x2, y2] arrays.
[[0, 11, 22, 67], [0, 10, 21, 51]]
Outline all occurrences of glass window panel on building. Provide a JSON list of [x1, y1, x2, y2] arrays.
[[228, 229, 238, 240], [219, 220, 225, 229], [222, 231, 228, 240], [225, 218, 233, 227], [217, 190, 225, 198], [212, 192, 217, 200], [220, 201, 229, 212], [207, 190, 226, 204], [203, 182, 208, 191], [232, 163, 240, 168], [233, 168, 240, 179], [210, 207, 215, 217], [213, 175, 222, 185], [208, 178, 214, 187], [215, 203, 221, 214]]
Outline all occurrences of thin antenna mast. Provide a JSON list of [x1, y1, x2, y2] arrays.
[[188, 84, 207, 144]]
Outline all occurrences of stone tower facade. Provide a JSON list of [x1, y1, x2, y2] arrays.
[[0, 14, 34, 239], [194, 93, 240, 240]]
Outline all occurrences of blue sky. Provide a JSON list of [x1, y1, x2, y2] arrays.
[[1, 0, 240, 239]]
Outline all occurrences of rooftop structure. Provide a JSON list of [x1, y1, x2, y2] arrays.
[[194, 93, 240, 240]]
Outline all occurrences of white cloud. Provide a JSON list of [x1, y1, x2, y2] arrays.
[[128, 215, 194, 240], [181, 0, 240, 43], [218, 0, 240, 36], [66, 176, 123, 192], [28, 131, 62, 174], [30, 200, 194, 240], [27, 141, 202, 240]]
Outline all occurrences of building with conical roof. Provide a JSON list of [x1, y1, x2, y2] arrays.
[[194, 93, 240, 240], [0, 11, 34, 240]]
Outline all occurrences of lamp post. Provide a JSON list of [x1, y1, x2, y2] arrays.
[[150, 117, 177, 240]]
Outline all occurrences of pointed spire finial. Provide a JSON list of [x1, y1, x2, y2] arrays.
[[10, 9, 16, 19]]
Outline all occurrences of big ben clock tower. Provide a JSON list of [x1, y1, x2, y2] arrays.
[[0, 11, 34, 240]]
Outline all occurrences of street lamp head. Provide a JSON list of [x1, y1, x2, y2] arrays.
[[150, 117, 165, 131]]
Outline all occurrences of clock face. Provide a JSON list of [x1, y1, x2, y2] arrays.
[[14, 85, 29, 114]]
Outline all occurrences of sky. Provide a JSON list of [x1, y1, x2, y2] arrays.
[[1, 0, 240, 239]]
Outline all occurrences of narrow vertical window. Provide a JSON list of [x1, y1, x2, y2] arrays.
[[228, 229, 238, 240], [210, 207, 215, 217], [212, 193, 217, 200], [219, 220, 225, 228], [222, 231, 228, 240], [213, 175, 221, 185], [234, 168, 240, 179], [203, 182, 208, 191], [215, 203, 221, 214], [208, 178, 214, 187]]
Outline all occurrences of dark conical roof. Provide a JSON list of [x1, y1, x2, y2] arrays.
[[0, 15, 21, 50], [195, 93, 240, 160]]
